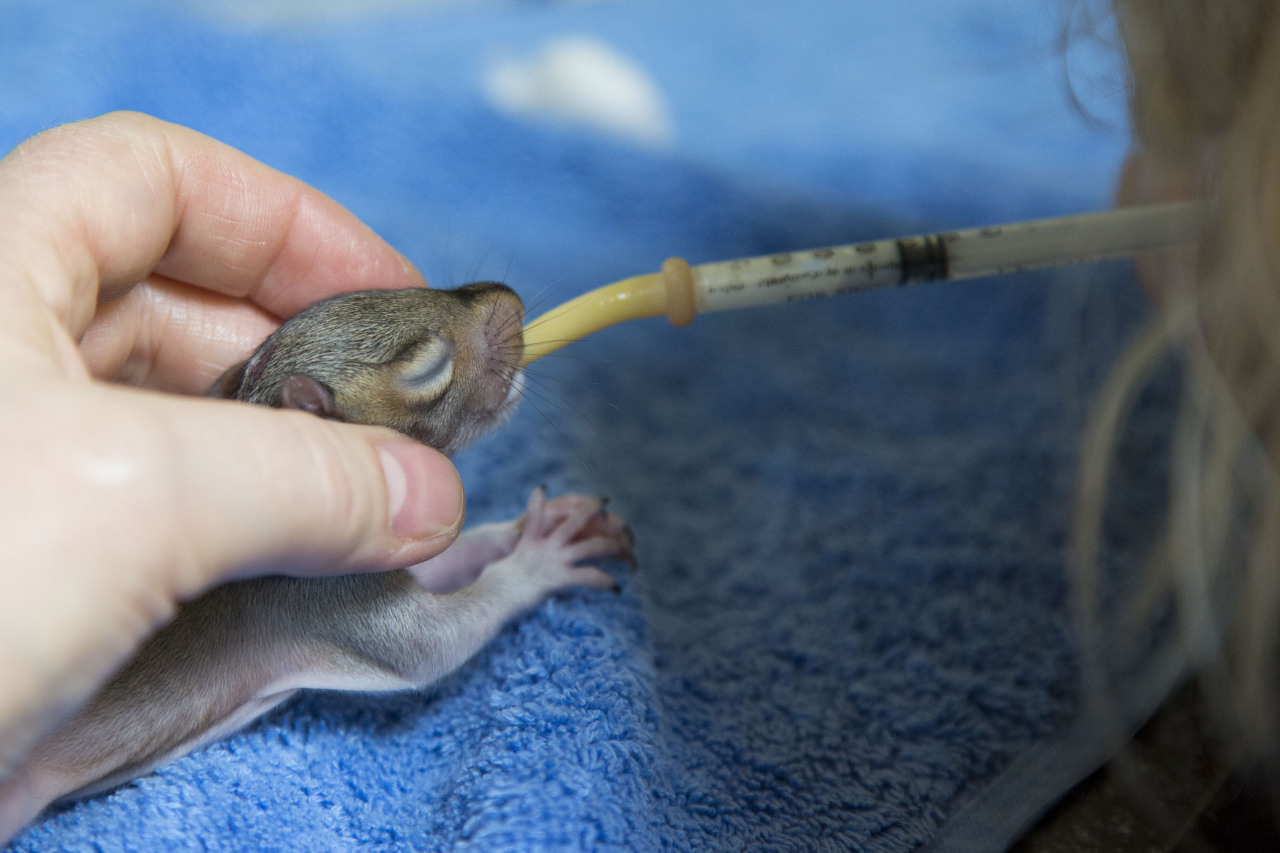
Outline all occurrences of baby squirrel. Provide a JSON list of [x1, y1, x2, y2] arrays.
[[0, 283, 635, 841]]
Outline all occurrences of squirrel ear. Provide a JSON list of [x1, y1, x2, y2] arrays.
[[208, 361, 248, 399], [279, 374, 336, 418]]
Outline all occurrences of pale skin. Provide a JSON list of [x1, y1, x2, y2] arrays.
[[0, 112, 469, 780], [1116, 148, 1206, 298]]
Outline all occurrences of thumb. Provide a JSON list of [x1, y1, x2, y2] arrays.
[[149, 392, 466, 597], [20, 384, 468, 605], [0, 382, 464, 759]]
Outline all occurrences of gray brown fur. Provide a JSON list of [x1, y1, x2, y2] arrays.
[[212, 282, 526, 453]]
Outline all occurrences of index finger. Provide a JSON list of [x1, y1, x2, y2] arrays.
[[0, 111, 424, 341]]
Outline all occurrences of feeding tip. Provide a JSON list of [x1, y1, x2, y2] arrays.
[[520, 259, 697, 366]]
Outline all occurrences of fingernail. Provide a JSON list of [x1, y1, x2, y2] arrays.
[[378, 441, 464, 539]]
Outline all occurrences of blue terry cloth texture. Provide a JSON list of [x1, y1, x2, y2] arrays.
[[1, 1, 1180, 850]]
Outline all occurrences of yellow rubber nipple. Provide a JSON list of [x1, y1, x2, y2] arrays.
[[520, 258, 696, 366]]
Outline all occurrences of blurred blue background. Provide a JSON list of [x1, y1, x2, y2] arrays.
[[0, 0, 1131, 295]]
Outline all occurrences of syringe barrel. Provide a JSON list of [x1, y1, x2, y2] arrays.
[[694, 241, 904, 314], [690, 200, 1205, 314], [944, 200, 1205, 280]]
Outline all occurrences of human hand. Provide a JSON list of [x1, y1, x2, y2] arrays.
[[0, 112, 465, 771], [1115, 147, 1206, 301]]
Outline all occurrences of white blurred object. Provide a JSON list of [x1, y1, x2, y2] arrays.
[[484, 36, 675, 147]]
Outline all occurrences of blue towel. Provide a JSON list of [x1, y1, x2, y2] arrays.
[[1, 2, 1177, 850]]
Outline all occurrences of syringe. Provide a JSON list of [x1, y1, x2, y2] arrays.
[[520, 200, 1206, 366]]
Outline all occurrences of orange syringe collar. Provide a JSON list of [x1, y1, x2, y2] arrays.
[[661, 257, 697, 328]]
